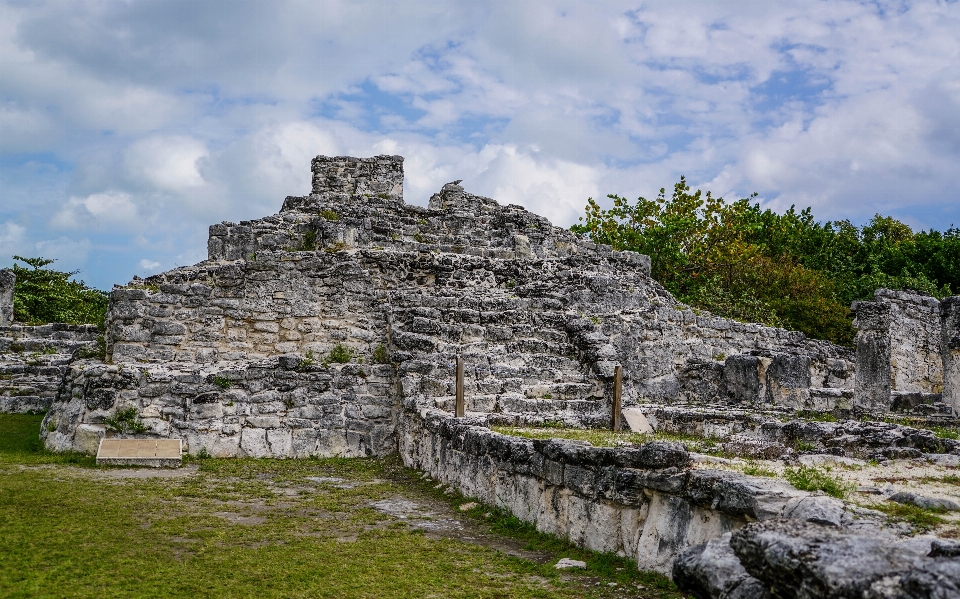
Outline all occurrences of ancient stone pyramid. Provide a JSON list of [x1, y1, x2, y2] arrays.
[[43, 155, 863, 457]]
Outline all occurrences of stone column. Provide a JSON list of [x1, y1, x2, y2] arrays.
[[852, 301, 891, 412], [0, 269, 14, 326], [942, 297, 960, 415]]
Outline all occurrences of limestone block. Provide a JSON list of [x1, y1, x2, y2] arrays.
[[74, 423, 106, 454], [0, 269, 14, 326], [942, 296, 960, 415], [621, 408, 654, 433], [722, 355, 769, 404], [240, 427, 269, 457], [853, 301, 892, 411], [765, 353, 812, 409]]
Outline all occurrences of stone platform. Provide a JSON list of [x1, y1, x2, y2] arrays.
[[95, 438, 182, 468]]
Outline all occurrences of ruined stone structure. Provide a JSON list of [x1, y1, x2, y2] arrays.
[[942, 297, 960, 414], [39, 154, 895, 457], [853, 289, 946, 414], [14, 156, 960, 594], [0, 323, 99, 413], [0, 269, 14, 326]]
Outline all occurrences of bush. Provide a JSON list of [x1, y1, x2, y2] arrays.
[[9, 256, 108, 327], [572, 181, 957, 345], [328, 344, 352, 364], [104, 407, 148, 434]]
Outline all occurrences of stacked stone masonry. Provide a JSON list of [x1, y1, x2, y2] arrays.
[[853, 289, 956, 415], [400, 404, 959, 598], [0, 268, 14, 326], [41, 155, 913, 456], [0, 323, 99, 413]]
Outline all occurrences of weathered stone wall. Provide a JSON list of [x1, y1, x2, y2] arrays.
[[44, 154, 860, 455], [942, 297, 960, 415], [396, 404, 853, 575], [43, 357, 396, 457], [853, 289, 946, 413], [1, 324, 99, 413], [0, 269, 14, 326]]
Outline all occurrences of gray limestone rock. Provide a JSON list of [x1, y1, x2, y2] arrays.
[[0, 269, 13, 326], [730, 518, 959, 599], [673, 533, 771, 599], [782, 495, 846, 527], [888, 492, 960, 512]]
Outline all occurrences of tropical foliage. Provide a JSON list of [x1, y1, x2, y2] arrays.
[[9, 256, 108, 327], [572, 178, 958, 345]]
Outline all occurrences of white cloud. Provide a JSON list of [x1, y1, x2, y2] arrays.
[[51, 192, 139, 230], [124, 136, 209, 191], [138, 259, 161, 272], [0, 221, 28, 259]]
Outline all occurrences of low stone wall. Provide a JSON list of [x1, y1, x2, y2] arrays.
[[1, 324, 100, 413], [398, 403, 820, 574], [42, 357, 397, 456]]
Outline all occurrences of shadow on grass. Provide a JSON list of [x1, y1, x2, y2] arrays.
[[0, 413, 95, 466]]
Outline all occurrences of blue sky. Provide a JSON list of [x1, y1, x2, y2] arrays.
[[1, 0, 959, 289]]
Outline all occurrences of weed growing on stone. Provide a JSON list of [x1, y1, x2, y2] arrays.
[[319, 209, 340, 221], [795, 410, 838, 422], [930, 426, 960, 440], [76, 334, 106, 360], [741, 462, 777, 477], [372, 344, 390, 364], [292, 230, 318, 251], [212, 375, 232, 389], [103, 406, 149, 434], [328, 344, 352, 364], [298, 349, 316, 370], [783, 465, 854, 499]]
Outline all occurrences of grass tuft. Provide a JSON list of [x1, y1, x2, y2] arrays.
[[783, 465, 854, 499]]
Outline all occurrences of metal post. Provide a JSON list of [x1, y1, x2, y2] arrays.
[[455, 355, 465, 417], [612, 364, 622, 431]]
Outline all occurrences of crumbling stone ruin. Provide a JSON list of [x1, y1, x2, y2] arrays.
[[5, 155, 957, 596]]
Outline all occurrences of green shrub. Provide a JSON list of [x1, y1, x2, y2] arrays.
[[9, 256, 108, 327], [372, 344, 390, 364], [328, 344, 352, 364], [572, 181, 958, 345], [103, 407, 149, 435], [212, 376, 232, 389], [292, 230, 318, 251], [319, 209, 340, 221]]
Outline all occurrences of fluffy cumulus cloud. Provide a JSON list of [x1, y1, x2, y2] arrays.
[[0, 0, 958, 288]]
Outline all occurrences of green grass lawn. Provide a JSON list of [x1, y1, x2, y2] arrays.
[[0, 414, 680, 599]]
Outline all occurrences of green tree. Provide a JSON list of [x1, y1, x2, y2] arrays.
[[9, 256, 108, 327], [572, 181, 957, 346]]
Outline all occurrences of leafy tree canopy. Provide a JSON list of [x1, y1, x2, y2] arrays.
[[571, 179, 958, 346], [9, 256, 108, 328]]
